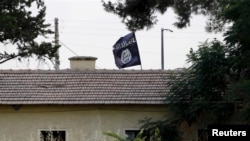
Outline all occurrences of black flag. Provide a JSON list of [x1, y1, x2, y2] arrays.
[[113, 32, 141, 69]]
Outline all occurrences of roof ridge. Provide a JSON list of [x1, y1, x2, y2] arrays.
[[0, 69, 182, 73]]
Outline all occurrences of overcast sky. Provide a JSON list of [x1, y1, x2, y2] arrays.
[[1, 0, 224, 70]]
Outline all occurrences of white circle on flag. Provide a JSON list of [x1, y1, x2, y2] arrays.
[[121, 49, 132, 64]]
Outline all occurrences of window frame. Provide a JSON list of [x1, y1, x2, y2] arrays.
[[124, 128, 141, 141]]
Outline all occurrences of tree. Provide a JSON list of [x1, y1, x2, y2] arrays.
[[221, 0, 250, 121], [168, 39, 234, 125], [102, 0, 249, 69], [142, 39, 248, 140], [102, 1, 250, 123], [0, 0, 59, 64], [102, 0, 249, 75], [102, 0, 227, 31], [103, 128, 162, 141], [103, 0, 250, 139], [222, 0, 250, 78]]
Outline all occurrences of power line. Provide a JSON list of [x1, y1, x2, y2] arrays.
[[49, 19, 210, 27], [59, 40, 79, 56]]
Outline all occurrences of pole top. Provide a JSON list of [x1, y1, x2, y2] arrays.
[[161, 28, 173, 32]]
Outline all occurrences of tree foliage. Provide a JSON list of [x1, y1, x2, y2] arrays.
[[0, 0, 59, 64], [105, 0, 250, 139], [139, 117, 180, 141], [222, 0, 250, 77], [102, 0, 227, 31], [168, 40, 235, 125], [103, 128, 162, 141], [166, 0, 250, 128]]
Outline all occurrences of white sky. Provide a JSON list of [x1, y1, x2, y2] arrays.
[[0, 0, 224, 70]]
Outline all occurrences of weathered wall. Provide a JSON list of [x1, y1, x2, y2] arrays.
[[0, 104, 167, 141]]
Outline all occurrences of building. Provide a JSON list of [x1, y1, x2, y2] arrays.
[[0, 56, 175, 141]]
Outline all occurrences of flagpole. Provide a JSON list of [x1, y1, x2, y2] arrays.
[[132, 31, 142, 70]]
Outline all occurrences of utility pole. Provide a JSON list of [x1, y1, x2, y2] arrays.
[[54, 18, 60, 70], [161, 28, 173, 70]]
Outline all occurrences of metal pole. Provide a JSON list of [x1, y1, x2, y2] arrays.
[[161, 28, 173, 70], [161, 28, 164, 70], [54, 18, 60, 70]]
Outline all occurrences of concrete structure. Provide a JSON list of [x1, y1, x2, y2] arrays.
[[0, 69, 173, 141], [68, 56, 97, 70]]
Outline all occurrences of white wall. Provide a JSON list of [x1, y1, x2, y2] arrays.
[[0, 104, 167, 141]]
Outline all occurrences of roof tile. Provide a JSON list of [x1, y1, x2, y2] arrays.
[[0, 69, 180, 105]]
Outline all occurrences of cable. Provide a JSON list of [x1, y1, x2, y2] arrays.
[[59, 40, 79, 56]]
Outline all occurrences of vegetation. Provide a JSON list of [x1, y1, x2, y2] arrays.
[[139, 117, 180, 141], [103, 128, 162, 141], [168, 39, 233, 125], [102, 0, 228, 31], [102, 0, 250, 140], [0, 0, 59, 64]]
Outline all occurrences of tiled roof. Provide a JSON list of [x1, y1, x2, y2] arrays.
[[0, 69, 178, 105]]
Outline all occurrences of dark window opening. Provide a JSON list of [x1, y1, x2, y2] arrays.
[[125, 130, 140, 141], [40, 130, 66, 141], [125, 129, 150, 141]]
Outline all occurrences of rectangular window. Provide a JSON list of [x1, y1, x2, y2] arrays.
[[40, 130, 66, 141], [125, 130, 140, 141], [125, 129, 151, 141]]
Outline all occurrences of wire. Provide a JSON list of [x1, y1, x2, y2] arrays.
[[59, 40, 79, 56]]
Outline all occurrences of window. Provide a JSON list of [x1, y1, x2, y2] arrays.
[[40, 130, 66, 141], [125, 129, 151, 141], [125, 130, 140, 141]]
